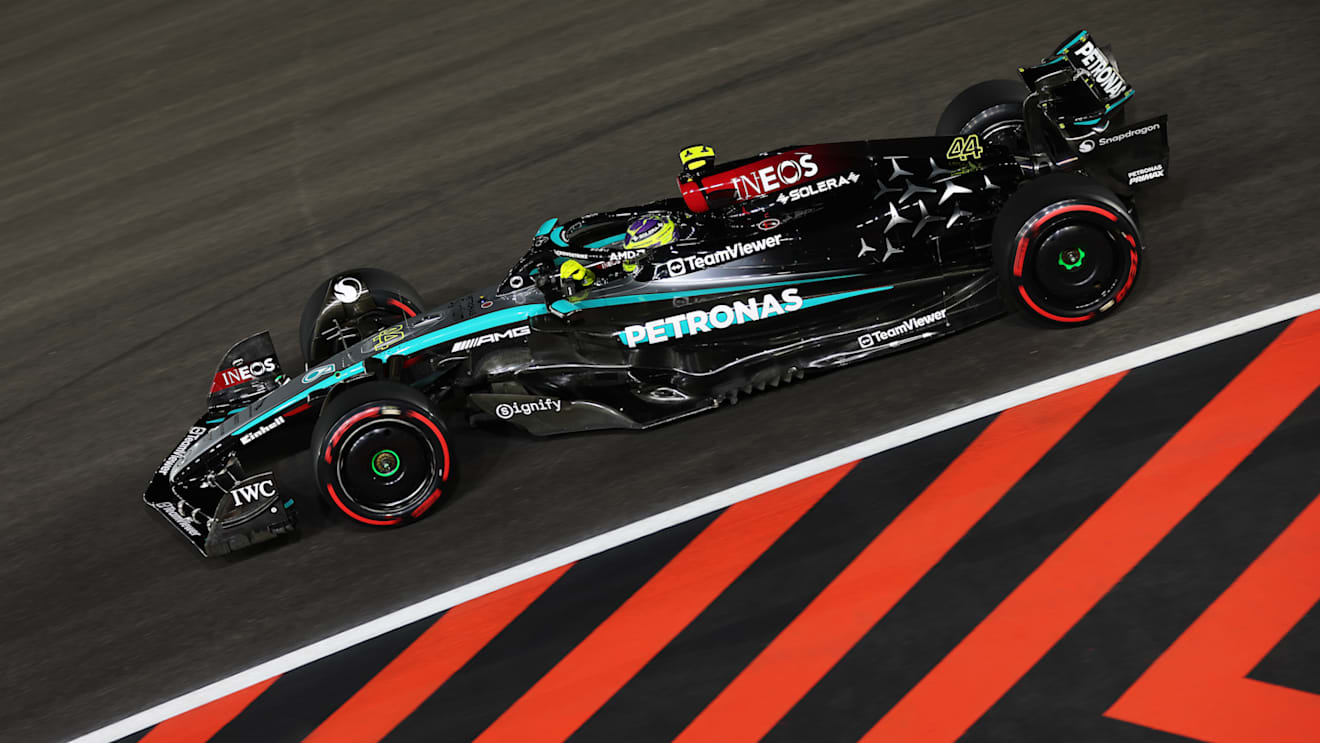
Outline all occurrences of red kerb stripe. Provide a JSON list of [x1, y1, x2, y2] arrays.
[[303, 567, 569, 743], [863, 310, 1320, 743], [138, 676, 279, 743], [473, 464, 857, 743], [676, 375, 1122, 743]]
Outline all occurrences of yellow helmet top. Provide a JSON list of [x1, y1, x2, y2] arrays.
[[679, 144, 716, 173]]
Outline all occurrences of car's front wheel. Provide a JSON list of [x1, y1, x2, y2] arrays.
[[992, 173, 1143, 325], [312, 381, 453, 526]]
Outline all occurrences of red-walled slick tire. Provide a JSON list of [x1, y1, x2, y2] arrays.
[[992, 173, 1143, 325], [312, 381, 452, 526]]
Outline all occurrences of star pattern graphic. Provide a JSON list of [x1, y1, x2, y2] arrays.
[[858, 151, 1001, 264], [939, 181, 972, 205], [858, 235, 906, 263], [900, 181, 936, 204], [884, 201, 912, 233], [882, 237, 904, 262], [884, 156, 913, 180], [945, 205, 972, 228], [913, 200, 939, 237], [875, 180, 900, 199]]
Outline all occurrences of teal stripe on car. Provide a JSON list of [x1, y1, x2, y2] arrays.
[[800, 284, 894, 309], [610, 282, 894, 345], [387, 305, 550, 357], [570, 274, 863, 311], [228, 273, 873, 439], [584, 233, 626, 249], [1104, 89, 1134, 112], [535, 217, 557, 236], [231, 361, 367, 436], [1056, 29, 1087, 54]]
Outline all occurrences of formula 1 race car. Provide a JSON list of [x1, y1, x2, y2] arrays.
[[146, 30, 1169, 556]]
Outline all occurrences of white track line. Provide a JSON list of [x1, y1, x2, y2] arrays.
[[69, 291, 1320, 743]]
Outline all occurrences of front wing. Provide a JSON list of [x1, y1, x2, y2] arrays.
[[143, 422, 297, 556]]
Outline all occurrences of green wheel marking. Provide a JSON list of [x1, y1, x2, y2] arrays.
[[1059, 248, 1086, 271], [371, 449, 400, 477]]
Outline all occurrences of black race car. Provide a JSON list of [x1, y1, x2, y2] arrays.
[[146, 30, 1169, 556]]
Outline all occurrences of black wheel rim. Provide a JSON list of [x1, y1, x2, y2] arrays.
[[980, 119, 1028, 157], [337, 418, 437, 516]]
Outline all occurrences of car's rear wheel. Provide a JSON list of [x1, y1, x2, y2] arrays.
[[936, 79, 1029, 156], [992, 173, 1143, 325], [312, 381, 452, 526], [299, 268, 425, 367]]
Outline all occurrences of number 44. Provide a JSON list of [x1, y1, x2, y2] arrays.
[[946, 134, 983, 162]]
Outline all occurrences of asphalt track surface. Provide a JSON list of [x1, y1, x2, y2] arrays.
[[2, 1, 1318, 740], [100, 308, 1320, 743]]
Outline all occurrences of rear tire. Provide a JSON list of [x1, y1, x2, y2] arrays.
[[992, 173, 1143, 325], [936, 79, 1029, 155], [299, 268, 425, 367], [312, 381, 453, 526]]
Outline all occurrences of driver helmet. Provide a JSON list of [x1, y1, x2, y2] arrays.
[[623, 215, 679, 252], [678, 144, 716, 185]]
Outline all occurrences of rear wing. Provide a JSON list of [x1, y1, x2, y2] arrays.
[[1019, 30, 1169, 193], [1080, 114, 1170, 191], [1020, 30, 1132, 133]]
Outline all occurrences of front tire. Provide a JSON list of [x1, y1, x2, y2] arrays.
[[312, 381, 453, 526], [936, 79, 1029, 156], [992, 173, 1143, 325]]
